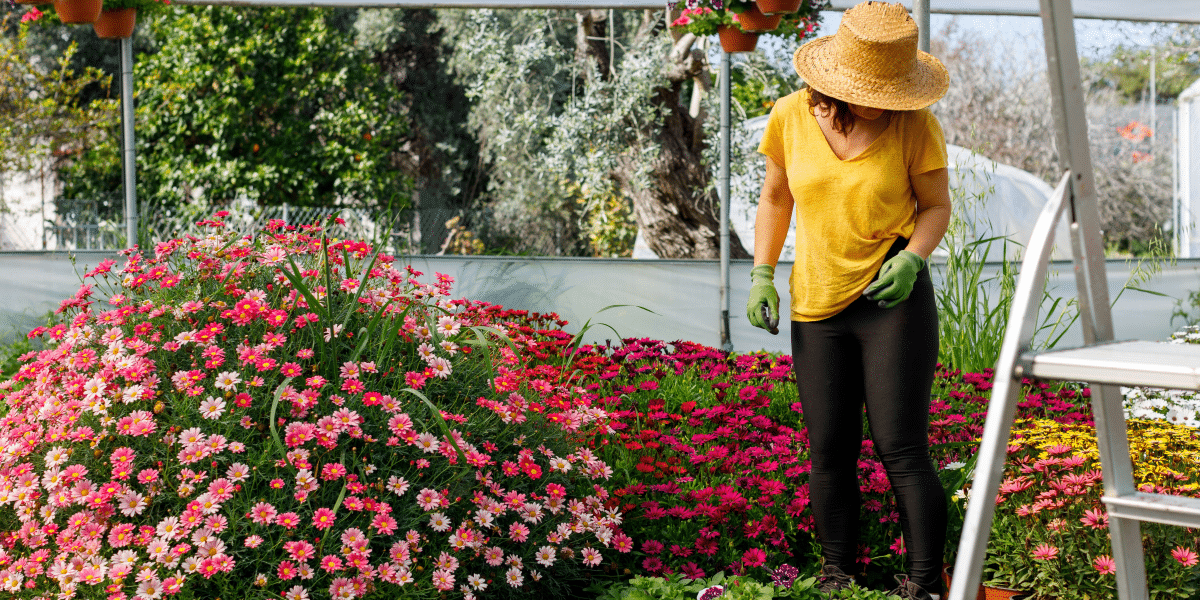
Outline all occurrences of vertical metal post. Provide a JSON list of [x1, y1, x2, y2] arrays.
[[719, 49, 732, 352], [1173, 108, 1180, 256], [913, 0, 930, 53], [121, 37, 138, 250], [1149, 48, 1155, 138]]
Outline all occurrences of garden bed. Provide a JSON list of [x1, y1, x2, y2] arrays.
[[0, 216, 1196, 600]]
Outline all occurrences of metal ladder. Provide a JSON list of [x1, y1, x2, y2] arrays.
[[947, 1, 1200, 600]]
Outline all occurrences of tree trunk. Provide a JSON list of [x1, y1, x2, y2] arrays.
[[603, 14, 750, 259], [575, 10, 611, 82]]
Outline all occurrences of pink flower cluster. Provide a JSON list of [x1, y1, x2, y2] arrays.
[[0, 217, 625, 600]]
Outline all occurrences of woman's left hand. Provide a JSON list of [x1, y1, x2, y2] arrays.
[[864, 250, 924, 308]]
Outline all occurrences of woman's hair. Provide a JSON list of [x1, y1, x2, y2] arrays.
[[806, 86, 855, 134]]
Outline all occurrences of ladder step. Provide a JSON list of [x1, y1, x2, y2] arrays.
[[1021, 340, 1200, 390], [1102, 492, 1200, 529]]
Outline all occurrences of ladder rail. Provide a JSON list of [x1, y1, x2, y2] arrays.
[[1041, 0, 1146, 592], [1041, 0, 1112, 345], [948, 172, 1072, 600]]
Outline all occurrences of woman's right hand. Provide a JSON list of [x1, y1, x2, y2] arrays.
[[747, 264, 780, 334]]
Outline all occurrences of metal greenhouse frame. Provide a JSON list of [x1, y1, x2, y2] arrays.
[[110, 5, 1200, 599]]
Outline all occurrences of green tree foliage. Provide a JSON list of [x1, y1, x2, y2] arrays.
[[1084, 25, 1200, 103], [355, 9, 486, 253], [435, 8, 780, 258], [60, 6, 412, 211], [0, 17, 116, 176]]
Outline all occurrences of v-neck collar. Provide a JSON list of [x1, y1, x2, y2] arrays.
[[811, 105, 895, 163]]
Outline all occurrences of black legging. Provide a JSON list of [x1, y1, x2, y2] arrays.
[[789, 239, 946, 592]]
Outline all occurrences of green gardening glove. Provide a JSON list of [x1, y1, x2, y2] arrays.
[[864, 250, 924, 308], [747, 264, 780, 335]]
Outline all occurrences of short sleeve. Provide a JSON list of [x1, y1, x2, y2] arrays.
[[757, 98, 788, 168], [905, 109, 948, 176]]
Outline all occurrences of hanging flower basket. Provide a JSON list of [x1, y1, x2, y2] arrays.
[[93, 7, 136, 38], [732, 3, 782, 33], [717, 25, 759, 53], [15, 0, 52, 5], [52, 0, 104, 24], [755, 0, 803, 15]]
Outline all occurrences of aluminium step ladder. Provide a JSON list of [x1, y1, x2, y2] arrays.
[[947, 2, 1200, 600]]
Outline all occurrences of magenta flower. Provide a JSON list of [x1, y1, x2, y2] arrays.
[[311, 507, 335, 530], [741, 547, 766, 568], [1093, 555, 1116, 574]]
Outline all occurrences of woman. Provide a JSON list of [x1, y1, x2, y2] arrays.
[[745, 3, 951, 600]]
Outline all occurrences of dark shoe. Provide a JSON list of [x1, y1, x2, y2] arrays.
[[887, 575, 936, 600], [816, 564, 854, 596]]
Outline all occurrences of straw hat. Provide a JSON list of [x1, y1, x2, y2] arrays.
[[792, 1, 948, 111]]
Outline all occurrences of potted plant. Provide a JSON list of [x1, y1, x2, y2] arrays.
[[756, 0, 805, 15], [670, 0, 823, 53], [50, 0, 103, 24], [726, 0, 781, 33], [978, 416, 1200, 600], [91, 0, 167, 39]]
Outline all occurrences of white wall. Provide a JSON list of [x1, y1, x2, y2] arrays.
[[0, 163, 55, 251]]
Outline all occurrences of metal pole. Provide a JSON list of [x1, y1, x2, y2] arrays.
[[1149, 48, 1156, 138], [914, 0, 930, 53], [719, 48, 732, 352], [121, 37, 138, 250]]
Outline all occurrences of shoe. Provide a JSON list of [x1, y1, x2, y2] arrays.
[[886, 575, 936, 600], [816, 564, 854, 596]]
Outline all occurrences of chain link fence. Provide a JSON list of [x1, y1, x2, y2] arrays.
[[32, 199, 437, 255]]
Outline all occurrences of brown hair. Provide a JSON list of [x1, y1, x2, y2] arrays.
[[806, 86, 855, 134]]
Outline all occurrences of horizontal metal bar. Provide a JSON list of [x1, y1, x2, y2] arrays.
[[1103, 493, 1200, 529], [172, 0, 666, 8], [168, 0, 1200, 21], [1023, 340, 1200, 390]]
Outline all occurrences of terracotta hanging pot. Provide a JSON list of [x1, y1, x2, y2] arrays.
[[732, 3, 782, 33], [53, 0, 104, 24], [755, 0, 803, 15], [93, 8, 137, 39], [15, 0, 53, 5], [717, 25, 760, 53]]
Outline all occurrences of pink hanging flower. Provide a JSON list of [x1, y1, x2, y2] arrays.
[[1093, 555, 1116, 574], [1032, 543, 1059, 560]]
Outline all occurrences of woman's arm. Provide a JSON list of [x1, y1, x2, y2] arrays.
[[904, 167, 952, 260], [754, 157, 796, 267]]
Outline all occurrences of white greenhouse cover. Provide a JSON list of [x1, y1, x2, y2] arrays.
[[635, 115, 1070, 262]]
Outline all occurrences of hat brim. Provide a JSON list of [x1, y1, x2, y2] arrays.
[[793, 35, 949, 111]]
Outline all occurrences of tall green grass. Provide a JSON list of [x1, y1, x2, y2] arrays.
[[934, 161, 1170, 375]]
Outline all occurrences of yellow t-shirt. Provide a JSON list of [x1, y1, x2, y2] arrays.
[[757, 88, 948, 321]]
